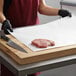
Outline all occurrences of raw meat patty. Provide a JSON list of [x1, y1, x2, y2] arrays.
[[31, 39, 55, 48]]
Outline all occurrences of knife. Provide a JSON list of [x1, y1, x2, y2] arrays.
[[0, 30, 27, 53]]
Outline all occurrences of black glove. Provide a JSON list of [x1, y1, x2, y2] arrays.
[[2, 19, 13, 34], [58, 9, 72, 17]]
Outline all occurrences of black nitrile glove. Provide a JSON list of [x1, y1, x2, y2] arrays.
[[58, 9, 72, 17], [2, 19, 13, 34]]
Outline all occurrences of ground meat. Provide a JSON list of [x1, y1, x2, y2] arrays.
[[31, 39, 55, 48]]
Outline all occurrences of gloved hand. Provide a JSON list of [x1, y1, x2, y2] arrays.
[[58, 9, 72, 17], [2, 19, 13, 34]]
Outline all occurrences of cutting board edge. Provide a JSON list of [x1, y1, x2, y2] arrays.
[[14, 47, 76, 65], [1, 38, 76, 65]]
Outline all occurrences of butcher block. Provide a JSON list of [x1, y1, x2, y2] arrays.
[[0, 15, 76, 65]]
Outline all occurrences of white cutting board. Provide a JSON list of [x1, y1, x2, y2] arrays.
[[11, 14, 76, 51]]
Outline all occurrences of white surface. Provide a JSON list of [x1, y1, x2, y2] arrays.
[[11, 15, 76, 51]]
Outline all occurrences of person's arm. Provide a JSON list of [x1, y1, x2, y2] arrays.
[[38, 0, 59, 16], [0, 0, 6, 23], [0, 0, 13, 34], [38, 0, 72, 17]]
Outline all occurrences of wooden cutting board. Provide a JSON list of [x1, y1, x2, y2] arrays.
[[0, 35, 76, 65], [1, 15, 76, 65]]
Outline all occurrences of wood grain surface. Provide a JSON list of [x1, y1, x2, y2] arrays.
[[0, 35, 76, 65]]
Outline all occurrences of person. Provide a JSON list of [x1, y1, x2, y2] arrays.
[[0, 0, 72, 76]]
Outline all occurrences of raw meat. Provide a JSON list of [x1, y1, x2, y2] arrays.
[[31, 39, 55, 48]]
